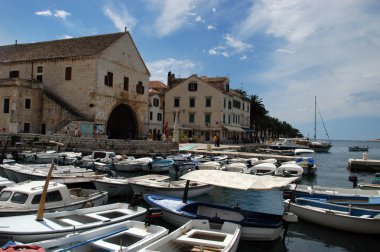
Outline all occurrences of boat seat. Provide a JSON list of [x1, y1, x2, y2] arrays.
[[58, 218, 83, 226], [359, 214, 371, 218], [174, 229, 231, 249]]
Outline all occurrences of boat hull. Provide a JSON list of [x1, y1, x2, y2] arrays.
[[130, 183, 214, 198]]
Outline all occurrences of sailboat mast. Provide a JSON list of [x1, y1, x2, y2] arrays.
[[314, 96, 317, 140]]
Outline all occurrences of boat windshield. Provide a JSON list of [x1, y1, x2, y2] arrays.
[[10, 192, 28, 204], [0, 191, 12, 201]]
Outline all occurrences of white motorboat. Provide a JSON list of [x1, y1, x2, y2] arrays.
[[274, 163, 303, 180], [0, 180, 108, 216], [0, 176, 14, 191], [29, 220, 168, 252], [129, 178, 214, 198], [93, 174, 170, 197], [248, 162, 277, 175], [113, 157, 152, 172], [144, 170, 299, 241], [140, 219, 241, 252], [220, 162, 248, 173], [284, 197, 380, 234], [21, 150, 81, 164], [0, 202, 147, 243]]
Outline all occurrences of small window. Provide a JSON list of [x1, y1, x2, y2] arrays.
[[157, 113, 162, 121], [104, 72, 113, 87], [9, 71, 19, 78], [3, 98, 9, 113], [188, 82, 198, 91], [189, 98, 195, 108], [149, 111, 153, 120], [153, 98, 159, 107], [124, 77, 129, 91], [36, 75, 43, 83], [24, 123, 30, 133], [25, 99, 31, 109], [174, 98, 180, 107], [189, 113, 195, 123], [228, 101, 231, 109], [136, 81, 144, 94], [205, 113, 211, 124], [31, 191, 63, 204], [11, 192, 28, 204], [223, 114, 226, 123], [37, 66, 43, 73], [206, 97, 211, 107], [0, 191, 12, 201], [65, 67, 72, 80]]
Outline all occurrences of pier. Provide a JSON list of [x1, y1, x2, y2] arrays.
[[347, 158, 380, 172]]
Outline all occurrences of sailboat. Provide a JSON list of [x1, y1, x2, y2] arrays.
[[308, 96, 332, 152]]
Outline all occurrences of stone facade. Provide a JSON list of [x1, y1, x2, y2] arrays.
[[0, 32, 150, 139], [165, 73, 251, 143]]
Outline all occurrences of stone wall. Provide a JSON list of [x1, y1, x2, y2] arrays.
[[0, 133, 179, 156]]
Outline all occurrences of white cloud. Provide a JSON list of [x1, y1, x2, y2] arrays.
[[59, 34, 73, 39], [240, 55, 248, 60], [212, 8, 216, 13], [147, 58, 199, 82], [195, 15, 204, 23], [237, 0, 380, 129], [54, 10, 71, 20], [35, 10, 52, 16], [207, 25, 216, 30], [208, 34, 252, 58], [103, 3, 137, 32]]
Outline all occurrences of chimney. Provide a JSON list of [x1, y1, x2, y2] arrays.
[[15, 40, 17, 45]]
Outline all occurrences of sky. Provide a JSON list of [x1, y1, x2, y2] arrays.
[[1, 0, 380, 141]]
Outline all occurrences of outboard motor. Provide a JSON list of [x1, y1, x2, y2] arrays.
[[130, 193, 144, 207], [348, 175, 358, 188]]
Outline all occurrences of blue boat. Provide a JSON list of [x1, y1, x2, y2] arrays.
[[142, 159, 174, 173]]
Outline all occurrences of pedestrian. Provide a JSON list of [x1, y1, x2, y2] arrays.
[[213, 134, 218, 147], [74, 128, 79, 137], [216, 135, 220, 147]]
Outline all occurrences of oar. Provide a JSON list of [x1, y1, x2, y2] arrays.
[[56, 226, 129, 252]]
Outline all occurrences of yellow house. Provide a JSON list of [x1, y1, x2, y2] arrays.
[[164, 72, 251, 143]]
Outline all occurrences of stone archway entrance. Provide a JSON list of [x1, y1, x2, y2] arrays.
[[107, 104, 138, 139]]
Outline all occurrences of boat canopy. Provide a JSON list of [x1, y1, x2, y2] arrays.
[[180, 170, 298, 190]]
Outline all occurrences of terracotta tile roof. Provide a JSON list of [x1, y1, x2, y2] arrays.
[[0, 32, 126, 63], [149, 81, 168, 91]]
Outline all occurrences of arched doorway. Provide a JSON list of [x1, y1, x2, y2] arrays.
[[107, 104, 138, 139]]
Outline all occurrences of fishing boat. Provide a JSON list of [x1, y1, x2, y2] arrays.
[[348, 145, 369, 152], [129, 178, 214, 198], [358, 173, 380, 190], [283, 184, 380, 210], [113, 157, 152, 172], [80, 151, 117, 168], [0, 202, 147, 243], [247, 162, 277, 175], [274, 163, 303, 180], [143, 170, 299, 241], [169, 161, 199, 178], [140, 219, 241, 252], [0, 180, 108, 216], [27, 220, 168, 252], [220, 162, 248, 173], [142, 159, 174, 173], [93, 174, 170, 197], [284, 197, 380, 234], [282, 157, 317, 176]]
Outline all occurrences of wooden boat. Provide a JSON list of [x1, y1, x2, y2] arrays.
[[274, 163, 303, 180], [140, 219, 241, 252], [348, 145, 369, 152], [283, 184, 380, 210], [0, 180, 108, 216], [143, 170, 299, 241], [113, 157, 152, 172], [247, 163, 276, 175], [2, 163, 103, 184], [129, 178, 214, 198], [29, 220, 168, 251], [93, 174, 170, 197], [0, 202, 147, 243], [142, 159, 174, 173], [20, 150, 81, 164], [284, 197, 380, 234]]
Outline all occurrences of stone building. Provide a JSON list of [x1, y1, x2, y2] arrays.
[[165, 72, 251, 143], [148, 81, 168, 139], [0, 32, 150, 139]]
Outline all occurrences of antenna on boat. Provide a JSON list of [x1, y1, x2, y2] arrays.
[[36, 162, 55, 221]]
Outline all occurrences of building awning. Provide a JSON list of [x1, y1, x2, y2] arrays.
[[242, 127, 254, 133], [223, 125, 245, 132]]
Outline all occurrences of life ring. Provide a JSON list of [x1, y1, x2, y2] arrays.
[[1, 245, 46, 252]]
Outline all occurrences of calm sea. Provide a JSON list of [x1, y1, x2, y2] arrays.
[[201, 140, 380, 252]]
